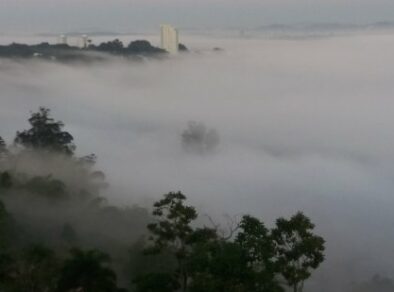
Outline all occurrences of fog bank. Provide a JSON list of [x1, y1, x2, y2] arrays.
[[1, 33, 394, 291]]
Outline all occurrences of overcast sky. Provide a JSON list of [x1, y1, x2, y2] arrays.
[[1, 0, 394, 33]]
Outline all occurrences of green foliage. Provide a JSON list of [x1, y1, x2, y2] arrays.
[[236, 215, 275, 267], [12, 244, 59, 292], [127, 40, 166, 54], [272, 212, 325, 292], [188, 240, 251, 292], [0, 136, 5, 149], [23, 176, 68, 201], [0, 172, 13, 189], [0, 200, 13, 249], [1, 108, 107, 203], [181, 122, 220, 154], [0, 39, 166, 60], [178, 43, 188, 52], [133, 273, 180, 292], [96, 39, 124, 53], [0, 109, 326, 292], [15, 107, 75, 155], [147, 192, 197, 252], [143, 195, 325, 292], [235, 215, 283, 292], [0, 136, 7, 158], [147, 192, 198, 291], [0, 251, 14, 290], [57, 248, 119, 292]]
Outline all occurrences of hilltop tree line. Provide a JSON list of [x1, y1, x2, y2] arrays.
[[0, 39, 188, 61], [0, 108, 328, 291]]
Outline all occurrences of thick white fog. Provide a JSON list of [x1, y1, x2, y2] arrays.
[[1, 33, 394, 290]]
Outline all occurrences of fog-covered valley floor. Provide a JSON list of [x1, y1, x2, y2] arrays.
[[1, 33, 394, 291]]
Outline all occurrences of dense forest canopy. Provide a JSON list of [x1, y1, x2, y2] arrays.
[[0, 107, 386, 291]]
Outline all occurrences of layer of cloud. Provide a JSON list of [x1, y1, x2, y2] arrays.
[[1, 33, 394, 290]]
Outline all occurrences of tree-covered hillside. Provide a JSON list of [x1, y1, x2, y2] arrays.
[[0, 108, 325, 292], [0, 39, 191, 62]]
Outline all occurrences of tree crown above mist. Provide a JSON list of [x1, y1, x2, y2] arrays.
[[181, 122, 220, 155], [139, 192, 325, 292], [14, 107, 75, 156]]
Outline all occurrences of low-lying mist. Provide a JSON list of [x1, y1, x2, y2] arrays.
[[1, 33, 394, 291]]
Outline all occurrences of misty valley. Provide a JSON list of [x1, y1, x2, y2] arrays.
[[1, 33, 394, 292]]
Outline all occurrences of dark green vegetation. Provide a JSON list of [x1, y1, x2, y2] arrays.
[[0, 39, 188, 62], [0, 108, 325, 291]]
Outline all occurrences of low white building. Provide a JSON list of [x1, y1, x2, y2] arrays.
[[160, 24, 179, 54]]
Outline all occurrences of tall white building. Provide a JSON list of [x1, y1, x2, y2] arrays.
[[58, 35, 68, 45], [160, 24, 179, 54], [79, 35, 89, 49]]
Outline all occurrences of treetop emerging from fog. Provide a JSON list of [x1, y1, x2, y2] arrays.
[[14, 107, 76, 156]]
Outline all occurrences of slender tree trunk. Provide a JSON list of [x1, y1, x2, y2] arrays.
[[182, 273, 188, 292], [293, 284, 297, 292]]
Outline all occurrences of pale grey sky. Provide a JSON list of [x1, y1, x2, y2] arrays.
[[1, 0, 394, 33]]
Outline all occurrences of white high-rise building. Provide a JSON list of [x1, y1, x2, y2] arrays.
[[79, 35, 89, 49], [58, 35, 68, 45], [160, 24, 179, 54]]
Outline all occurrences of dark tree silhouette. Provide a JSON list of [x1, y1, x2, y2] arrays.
[[188, 239, 252, 292], [0, 136, 6, 152], [12, 245, 59, 292], [0, 136, 7, 162], [178, 43, 188, 52], [272, 212, 325, 292], [0, 172, 12, 189], [147, 192, 198, 292], [96, 39, 124, 53], [57, 248, 119, 292], [181, 122, 220, 154], [236, 215, 283, 292], [127, 40, 165, 54], [15, 107, 75, 155], [0, 200, 11, 249]]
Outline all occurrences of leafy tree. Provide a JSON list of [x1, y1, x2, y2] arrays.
[[0, 200, 12, 249], [146, 192, 197, 292], [188, 239, 251, 292], [15, 107, 75, 155], [272, 212, 325, 292], [0, 252, 14, 291], [236, 215, 283, 292], [23, 175, 68, 201], [0, 136, 7, 159], [0, 201, 14, 290], [178, 43, 188, 52], [12, 244, 59, 292], [0, 172, 12, 189], [57, 248, 119, 292], [181, 122, 220, 154], [96, 39, 124, 53], [127, 40, 165, 54]]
